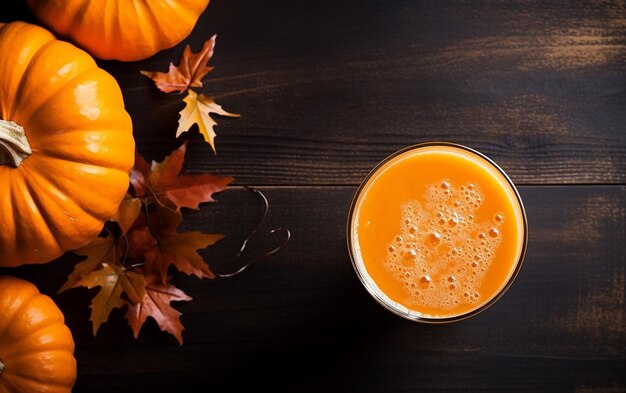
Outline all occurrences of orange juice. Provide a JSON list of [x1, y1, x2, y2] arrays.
[[347, 143, 527, 322]]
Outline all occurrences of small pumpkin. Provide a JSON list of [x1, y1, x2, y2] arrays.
[[26, 0, 211, 61], [0, 276, 77, 393], [0, 22, 134, 266]]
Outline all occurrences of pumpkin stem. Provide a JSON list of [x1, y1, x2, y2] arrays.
[[0, 359, 4, 374], [0, 119, 32, 167]]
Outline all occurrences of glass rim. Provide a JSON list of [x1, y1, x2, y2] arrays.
[[346, 141, 529, 323]]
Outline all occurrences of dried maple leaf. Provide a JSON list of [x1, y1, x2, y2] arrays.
[[126, 225, 157, 262], [130, 142, 233, 211], [130, 150, 151, 197], [146, 231, 222, 282], [176, 89, 240, 153], [139, 34, 239, 152], [60, 234, 119, 293], [61, 127, 236, 343], [126, 273, 192, 345], [141, 205, 223, 284], [111, 194, 143, 235], [74, 263, 146, 335], [141, 35, 217, 94]]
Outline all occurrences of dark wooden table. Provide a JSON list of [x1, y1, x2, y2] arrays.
[[2, 1, 625, 392]]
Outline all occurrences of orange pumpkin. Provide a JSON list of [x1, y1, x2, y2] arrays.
[[0, 22, 134, 266], [26, 0, 211, 61], [0, 276, 77, 393]]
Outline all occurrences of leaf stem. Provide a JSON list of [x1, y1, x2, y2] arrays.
[[129, 262, 146, 270], [145, 182, 165, 207], [103, 223, 131, 269], [121, 234, 130, 267], [103, 225, 116, 239]]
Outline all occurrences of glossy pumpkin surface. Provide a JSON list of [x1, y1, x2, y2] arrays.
[[0, 22, 134, 266], [27, 0, 211, 61], [0, 275, 77, 393]]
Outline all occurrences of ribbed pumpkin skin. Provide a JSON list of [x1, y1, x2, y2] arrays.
[[26, 0, 210, 61], [0, 276, 77, 393], [0, 22, 134, 266]]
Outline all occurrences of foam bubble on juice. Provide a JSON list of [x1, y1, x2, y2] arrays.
[[385, 180, 504, 310]]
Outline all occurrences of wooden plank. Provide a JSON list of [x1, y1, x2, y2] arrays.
[[3, 3, 624, 185], [1, 2, 624, 393], [91, 0, 626, 185], [2, 185, 624, 392]]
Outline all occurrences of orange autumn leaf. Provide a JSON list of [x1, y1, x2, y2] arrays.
[[60, 121, 238, 343], [60, 234, 119, 293], [74, 263, 146, 335], [141, 35, 217, 94], [176, 89, 240, 153], [138, 205, 223, 284], [126, 273, 192, 345], [111, 194, 143, 235], [146, 231, 222, 282], [130, 142, 233, 211], [139, 34, 240, 151]]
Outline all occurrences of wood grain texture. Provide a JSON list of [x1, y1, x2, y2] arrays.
[[2, 186, 624, 392], [4, 1, 623, 185], [104, 0, 624, 185], [1, 1, 625, 393]]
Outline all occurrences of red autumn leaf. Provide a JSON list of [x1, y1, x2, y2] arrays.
[[136, 205, 222, 284], [140, 35, 216, 94], [126, 273, 192, 345], [130, 142, 233, 211], [139, 34, 239, 152], [74, 263, 146, 335], [130, 150, 151, 197], [61, 98, 239, 343], [126, 225, 157, 262]]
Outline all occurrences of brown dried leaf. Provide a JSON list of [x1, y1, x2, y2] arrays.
[[132, 142, 233, 211], [60, 235, 118, 293], [142, 205, 223, 284], [140, 35, 216, 94], [111, 194, 143, 235], [126, 273, 192, 345], [74, 263, 146, 335]]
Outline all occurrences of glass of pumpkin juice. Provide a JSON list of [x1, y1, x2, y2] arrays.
[[347, 142, 527, 322]]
